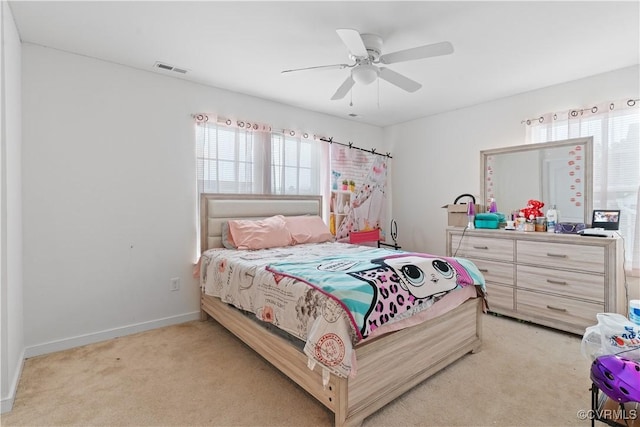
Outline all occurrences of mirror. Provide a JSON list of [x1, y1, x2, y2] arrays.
[[481, 137, 593, 223]]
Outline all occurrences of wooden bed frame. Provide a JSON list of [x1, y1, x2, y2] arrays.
[[199, 193, 483, 427]]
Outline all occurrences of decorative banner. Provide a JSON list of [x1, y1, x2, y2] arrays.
[[330, 146, 388, 241], [567, 145, 584, 207], [486, 155, 495, 200]]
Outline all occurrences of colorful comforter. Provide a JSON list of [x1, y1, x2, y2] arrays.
[[267, 249, 484, 340], [200, 242, 485, 379]]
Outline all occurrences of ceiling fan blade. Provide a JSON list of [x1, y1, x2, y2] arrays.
[[379, 41, 454, 64], [336, 29, 368, 58], [281, 63, 351, 74], [378, 67, 422, 92], [330, 76, 355, 100]]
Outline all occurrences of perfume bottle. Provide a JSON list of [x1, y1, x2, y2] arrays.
[[467, 202, 475, 229], [489, 198, 498, 213]]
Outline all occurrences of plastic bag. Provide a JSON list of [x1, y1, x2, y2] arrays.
[[581, 313, 640, 361]]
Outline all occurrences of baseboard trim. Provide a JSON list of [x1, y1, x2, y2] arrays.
[[24, 311, 201, 359], [1, 348, 25, 414]]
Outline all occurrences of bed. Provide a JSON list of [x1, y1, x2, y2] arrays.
[[199, 193, 484, 427]]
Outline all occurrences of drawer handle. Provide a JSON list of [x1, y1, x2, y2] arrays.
[[473, 245, 489, 250], [547, 279, 568, 285], [546, 253, 568, 258], [546, 305, 567, 312], [478, 268, 489, 273]]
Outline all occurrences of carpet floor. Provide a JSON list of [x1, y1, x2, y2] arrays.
[[2, 313, 594, 426]]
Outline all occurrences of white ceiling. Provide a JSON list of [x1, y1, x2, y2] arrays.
[[9, 1, 640, 127]]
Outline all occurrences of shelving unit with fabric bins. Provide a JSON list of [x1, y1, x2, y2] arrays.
[[329, 190, 351, 235]]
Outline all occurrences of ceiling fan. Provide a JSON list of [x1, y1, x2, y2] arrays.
[[282, 29, 454, 100]]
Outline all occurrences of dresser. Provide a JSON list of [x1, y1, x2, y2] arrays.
[[446, 228, 626, 334]]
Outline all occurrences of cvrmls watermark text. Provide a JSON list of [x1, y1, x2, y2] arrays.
[[577, 408, 638, 421]]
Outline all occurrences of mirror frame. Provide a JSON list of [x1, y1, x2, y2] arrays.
[[480, 136, 593, 223]]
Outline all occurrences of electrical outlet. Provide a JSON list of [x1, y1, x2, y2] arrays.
[[169, 277, 180, 291]]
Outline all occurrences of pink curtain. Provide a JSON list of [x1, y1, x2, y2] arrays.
[[330, 145, 388, 241]]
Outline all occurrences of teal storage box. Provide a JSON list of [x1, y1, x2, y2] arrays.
[[475, 213, 502, 229]]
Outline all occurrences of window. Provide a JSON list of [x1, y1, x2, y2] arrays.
[[526, 100, 640, 272], [195, 116, 328, 253], [195, 117, 324, 196], [270, 133, 321, 195], [196, 121, 266, 194]]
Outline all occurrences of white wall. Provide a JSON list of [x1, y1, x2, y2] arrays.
[[0, 0, 24, 413], [20, 44, 384, 355], [384, 65, 640, 258], [15, 35, 640, 385]]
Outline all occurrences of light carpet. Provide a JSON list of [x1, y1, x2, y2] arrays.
[[2, 314, 593, 426]]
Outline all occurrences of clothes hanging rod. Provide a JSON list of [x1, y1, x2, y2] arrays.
[[319, 137, 392, 158]]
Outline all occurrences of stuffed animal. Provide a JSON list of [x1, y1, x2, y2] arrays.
[[520, 199, 545, 220]]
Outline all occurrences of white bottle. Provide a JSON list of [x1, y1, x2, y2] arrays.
[[546, 205, 557, 233]]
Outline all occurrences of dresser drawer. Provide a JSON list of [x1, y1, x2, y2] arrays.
[[517, 241, 605, 273], [486, 283, 515, 312], [470, 259, 514, 286], [517, 265, 604, 302], [450, 235, 514, 262], [517, 290, 603, 330], [446, 228, 623, 335]]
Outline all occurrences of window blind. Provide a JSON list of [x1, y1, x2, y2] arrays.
[[525, 100, 640, 272]]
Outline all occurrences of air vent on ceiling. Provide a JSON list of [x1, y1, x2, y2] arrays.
[[154, 62, 188, 74]]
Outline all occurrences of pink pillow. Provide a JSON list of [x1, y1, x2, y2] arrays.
[[228, 215, 292, 250], [220, 222, 236, 249], [285, 215, 334, 244]]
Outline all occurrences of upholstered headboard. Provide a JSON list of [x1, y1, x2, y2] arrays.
[[200, 193, 323, 251]]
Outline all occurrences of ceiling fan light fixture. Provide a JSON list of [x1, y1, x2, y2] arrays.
[[352, 64, 379, 85]]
